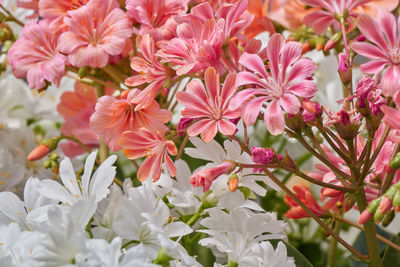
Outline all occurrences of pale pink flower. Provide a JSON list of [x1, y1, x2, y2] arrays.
[[230, 33, 317, 135], [90, 89, 172, 151], [58, 0, 132, 68], [17, 0, 38, 11], [301, 0, 373, 34], [119, 128, 177, 181], [126, 0, 189, 41], [8, 19, 66, 89], [351, 9, 400, 96], [190, 161, 236, 192], [176, 67, 241, 142], [39, 0, 89, 24], [125, 34, 173, 109]]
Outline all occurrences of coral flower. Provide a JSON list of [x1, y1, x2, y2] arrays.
[[301, 0, 373, 34], [119, 128, 177, 181], [58, 0, 132, 68], [125, 34, 172, 109], [17, 0, 38, 11], [126, 0, 188, 41], [190, 161, 236, 192], [8, 19, 66, 89], [284, 184, 325, 219], [57, 82, 114, 157], [176, 67, 241, 142], [90, 89, 172, 151], [231, 33, 317, 135], [351, 9, 400, 96]]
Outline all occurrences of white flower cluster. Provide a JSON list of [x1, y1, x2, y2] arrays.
[[0, 148, 295, 266]]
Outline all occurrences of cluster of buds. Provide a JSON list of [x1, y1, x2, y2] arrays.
[[27, 136, 61, 161], [43, 153, 60, 175]]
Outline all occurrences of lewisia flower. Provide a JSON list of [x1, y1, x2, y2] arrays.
[[125, 34, 173, 109], [301, 0, 373, 34], [90, 89, 172, 151], [38, 0, 89, 23], [176, 67, 241, 142], [119, 128, 177, 181], [351, 9, 400, 96], [190, 161, 236, 192], [8, 19, 66, 89], [58, 0, 132, 68], [231, 33, 317, 135], [126, 0, 188, 41], [284, 184, 325, 219]]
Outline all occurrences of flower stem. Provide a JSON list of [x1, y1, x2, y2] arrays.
[[186, 204, 204, 226], [355, 189, 382, 267], [327, 219, 341, 267]]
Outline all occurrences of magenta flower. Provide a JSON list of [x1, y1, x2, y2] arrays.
[[58, 0, 132, 68], [119, 128, 177, 181], [351, 9, 400, 96], [126, 0, 188, 41], [302, 0, 373, 34], [231, 33, 317, 135], [8, 19, 66, 89], [176, 67, 241, 142]]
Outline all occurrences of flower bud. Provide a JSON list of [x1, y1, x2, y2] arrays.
[[358, 210, 373, 224], [382, 210, 395, 227], [390, 152, 400, 170], [302, 42, 311, 54], [190, 161, 236, 192], [344, 194, 355, 212], [338, 53, 352, 83], [28, 144, 50, 161], [251, 146, 275, 164], [228, 174, 239, 192], [176, 118, 194, 136], [379, 196, 393, 214], [302, 100, 321, 122], [374, 209, 384, 223], [78, 67, 90, 78], [359, 198, 380, 224], [393, 190, 400, 211], [324, 32, 342, 52]]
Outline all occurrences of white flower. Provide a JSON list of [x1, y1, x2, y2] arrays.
[[239, 241, 295, 267], [38, 151, 117, 205], [0, 145, 25, 193], [167, 160, 203, 216], [0, 177, 55, 229], [186, 137, 280, 196], [198, 207, 286, 263]]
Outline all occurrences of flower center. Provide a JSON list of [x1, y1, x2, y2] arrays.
[[390, 47, 400, 64]]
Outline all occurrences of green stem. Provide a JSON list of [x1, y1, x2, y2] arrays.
[[186, 204, 204, 226], [327, 219, 341, 267], [355, 189, 382, 267]]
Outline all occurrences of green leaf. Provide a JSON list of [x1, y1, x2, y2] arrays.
[[270, 240, 313, 267], [382, 234, 400, 266]]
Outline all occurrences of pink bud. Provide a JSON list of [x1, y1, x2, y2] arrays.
[[176, 118, 194, 136], [28, 144, 50, 161], [321, 188, 342, 197], [190, 161, 236, 192], [324, 40, 336, 52], [251, 146, 275, 164], [358, 210, 373, 224], [338, 53, 348, 72], [379, 196, 393, 214], [355, 34, 366, 42]]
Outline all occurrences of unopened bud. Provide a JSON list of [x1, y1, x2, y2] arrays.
[[315, 43, 324, 51], [177, 118, 194, 136], [302, 43, 311, 54], [359, 198, 380, 224], [228, 174, 239, 192], [28, 144, 50, 161], [379, 196, 393, 214], [382, 210, 395, 227], [374, 209, 384, 223], [393, 190, 400, 210], [390, 152, 400, 170], [43, 159, 52, 169], [324, 40, 336, 52], [344, 195, 355, 212]]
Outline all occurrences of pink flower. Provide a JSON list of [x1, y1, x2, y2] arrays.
[[39, 0, 89, 24], [119, 128, 177, 181], [90, 89, 172, 151], [17, 0, 38, 11], [125, 34, 173, 109], [176, 67, 241, 142], [230, 33, 317, 135], [126, 0, 189, 41], [157, 2, 226, 75], [251, 146, 275, 164], [8, 19, 66, 89], [351, 9, 400, 96], [301, 0, 373, 34], [382, 93, 400, 130], [284, 184, 325, 219], [58, 0, 132, 68], [190, 161, 236, 192]]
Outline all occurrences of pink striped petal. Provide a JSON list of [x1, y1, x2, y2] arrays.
[[243, 96, 268, 126], [376, 9, 396, 46], [357, 14, 389, 52], [220, 72, 237, 105], [303, 10, 334, 34], [205, 67, 220, 107], [236, 71, 267, 87], [238, 52, 268, 80], [218, 119, 237, 136], [230, 88, 260, 109], [187, 119, 214, 136], [164, 153, 176, 178], [287, 58, 317, 82], [360, 60, 387, 74], [267, 33, 284, 81], [264, 100, 285, 135], [279, 94, 301, 114], [287, 80, 317, 98], [351, 42, 388, 59], [200, 120, 218, 142], [280, 42, 302, 82], [382, 66, 400, 96]]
